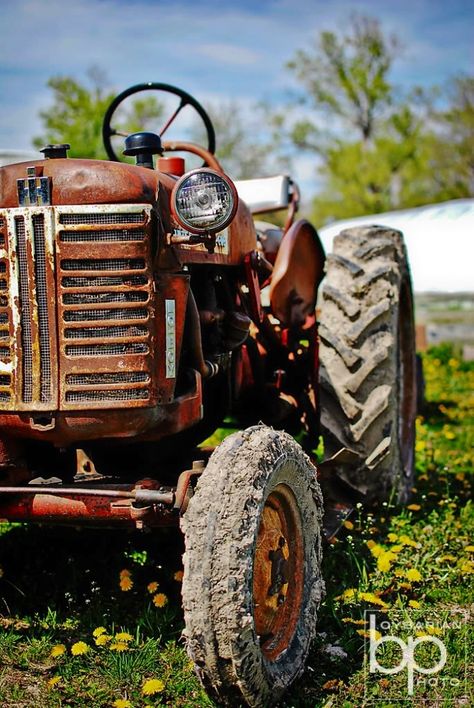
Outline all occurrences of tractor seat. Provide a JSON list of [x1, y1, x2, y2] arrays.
[[269, 219, 326, 329]]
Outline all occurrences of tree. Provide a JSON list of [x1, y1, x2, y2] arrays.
[[286, 15, 472, 224], [287, 14, 399, 144], [426, 75, 474, 199], [34, 69, 163, 160]]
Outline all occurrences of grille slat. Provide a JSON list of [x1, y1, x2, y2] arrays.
[[60, 212, 144, 226], [64, 308, 148, 322], [60, 229, 146, 243], [62, 275, 147, 288], [66, 372, 149, 386], [65, 343, 149, 357], [15, 216, 33, 402], [65, 325, 148, 339], [32, 214, 52, 402], [61, 258, 145, 272], [66, 389, 149, 402], [63, 291, 148, 305]]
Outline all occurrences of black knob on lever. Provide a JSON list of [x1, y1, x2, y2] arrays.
[[123, 132, 163, 169]]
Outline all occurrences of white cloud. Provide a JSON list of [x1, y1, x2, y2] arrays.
[[195, 43, 262, 66]]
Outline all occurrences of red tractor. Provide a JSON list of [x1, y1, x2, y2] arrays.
[[0, 83, 416, 706]]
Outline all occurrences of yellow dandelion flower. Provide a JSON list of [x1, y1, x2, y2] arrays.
[[444, 430, 455, 440], [92, 626, 107, 638], [369, 544, 384, 559], [415, 440, 426, 452], [426, 625, 442, 636], [459, 560, 474, 574], [448, 358, 459, 369], [341, 588, 357, 601], [409, 600, 421, 608], [343, 520, 354, 530], [120, 576, 133, 592], [387, 533, 398, 543], [407, 504, 421, 511], [115, 632, 133, 642], [142, 678, 165, 695], [147, 581, 159, 594], [113, 700, 132, 708], [173, 570, 184, 582], [357, 628, 381, 641], [390, 544, 403, 553], [110, 642, 129, 652], [47, 676, 61, 689], [399, 582, 412, 590], [394, 568, 405, 577], [359, 592, 388, 608], [465, 545, 474, 553], [366, 540, 376, 550], [398, 535, 418, 547], [112, 700, 132, 708], [438, 554, 456, 562], [152, 593, 168, 608], [342, 617, 366, 625], [377, 551, 396, 573], [418, 474, 429, 481], [405, 568, 422, 582], [71, 641, 89, 656], [120, 568, 131, 578], [95, 634, 112, 647], [50, 644, 66, 658]]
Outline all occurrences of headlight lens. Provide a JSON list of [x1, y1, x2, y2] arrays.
[[171, 169, 238, 234]]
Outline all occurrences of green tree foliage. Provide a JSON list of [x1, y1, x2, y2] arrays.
[[33, 69, 163, 160], [426, 76, 474, 200], [287, 15, 473, 224]]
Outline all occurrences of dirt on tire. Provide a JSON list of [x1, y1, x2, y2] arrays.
[[181, 425, 324, 707]]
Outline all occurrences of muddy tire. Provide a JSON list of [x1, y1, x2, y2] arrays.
[[181, 425, 324, 707], [319, 226, 416, 503]]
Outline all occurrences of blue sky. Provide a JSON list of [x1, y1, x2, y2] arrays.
[[1, 0, 473, 189]]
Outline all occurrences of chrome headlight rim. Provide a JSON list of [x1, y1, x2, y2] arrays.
[[170, 167, 238, 235]]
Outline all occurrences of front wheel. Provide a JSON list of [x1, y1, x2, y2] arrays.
[[181, 425, 324, 707]]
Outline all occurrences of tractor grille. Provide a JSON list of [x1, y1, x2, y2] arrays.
[[57, 205, 155, 409], [0, 204, 155, 411]]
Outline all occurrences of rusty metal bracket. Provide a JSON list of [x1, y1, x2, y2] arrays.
[[173, 459, 205, 514]]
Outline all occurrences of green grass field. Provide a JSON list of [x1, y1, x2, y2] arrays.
[[0, 344, 472, 707]]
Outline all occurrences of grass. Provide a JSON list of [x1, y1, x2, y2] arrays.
[[0, 343, 472, 707]]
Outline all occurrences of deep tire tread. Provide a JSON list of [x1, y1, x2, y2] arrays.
[[319, 226, 416, 502]]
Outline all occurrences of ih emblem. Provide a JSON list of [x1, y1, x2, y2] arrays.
[[17, 166, 51, 206]]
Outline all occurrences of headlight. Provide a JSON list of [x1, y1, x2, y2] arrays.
[[171, 168, 238, 234]]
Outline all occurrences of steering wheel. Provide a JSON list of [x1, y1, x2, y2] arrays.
[[102, 82, 216, 164]]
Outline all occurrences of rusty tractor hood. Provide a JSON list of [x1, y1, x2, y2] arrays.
[[0, 158, 164, 208]]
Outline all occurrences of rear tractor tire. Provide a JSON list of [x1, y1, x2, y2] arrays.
[[181, 425, 324, 707], [319, 226, 417, 504]]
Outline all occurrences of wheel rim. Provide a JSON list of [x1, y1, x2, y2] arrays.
[[398, 277, 417, 475], [253, 482, 304, 662]]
